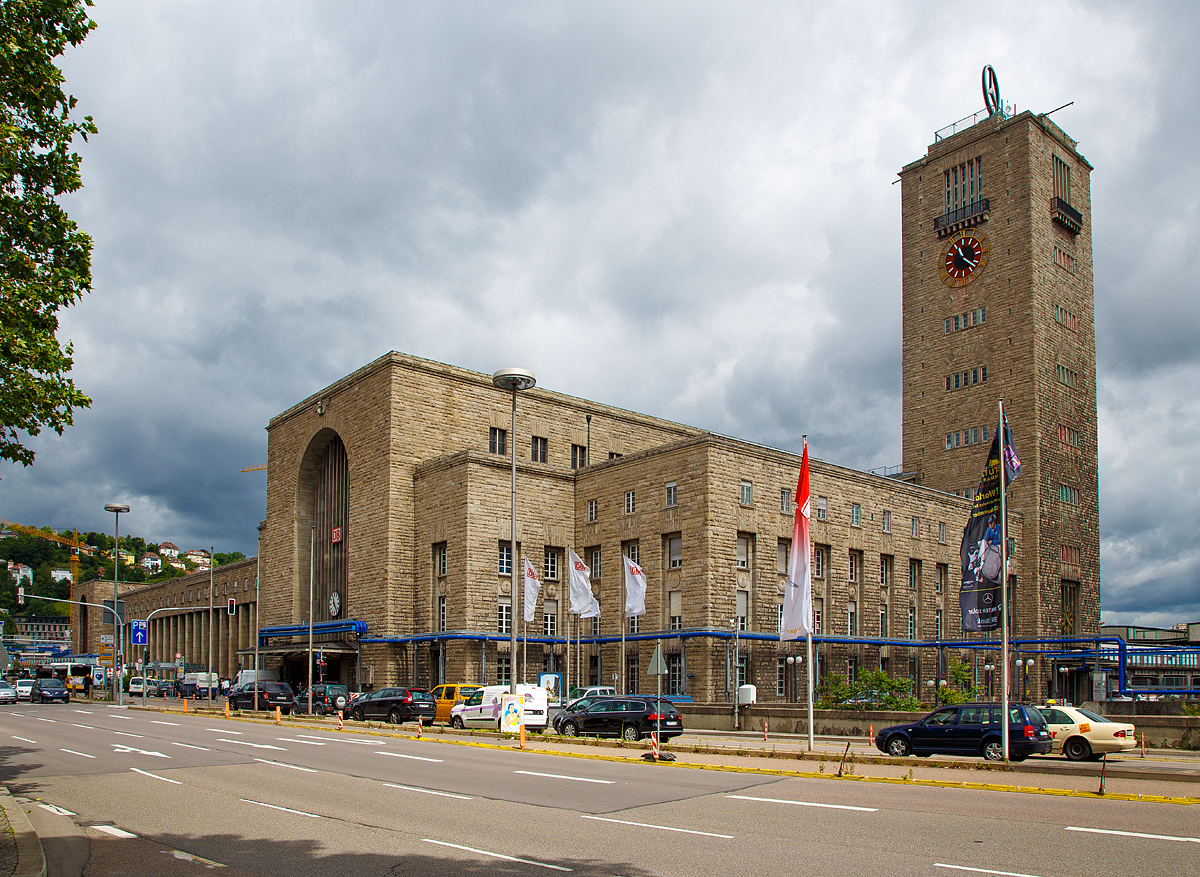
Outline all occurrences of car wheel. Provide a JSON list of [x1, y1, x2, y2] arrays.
[[886, 736, 911, 758], [1064, 737, 1092, 762], [563, 721, 579, 737], [982, 739, 1005, 761], [622, 724, 640, 742], [352, 708, 364, 722], [388, 708, 402, 725], [451, 716, 464, 729]]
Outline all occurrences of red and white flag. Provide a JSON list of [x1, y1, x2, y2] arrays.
[[622, 554, 647, 618], [781, 442, 813, 639], [523, 557, 541, 623], [567, 549, 600, 618]]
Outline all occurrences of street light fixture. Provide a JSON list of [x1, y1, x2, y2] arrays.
[[984, 662, 995, 700], [493, 367, 535, 700], [104, 503, 130, 706]]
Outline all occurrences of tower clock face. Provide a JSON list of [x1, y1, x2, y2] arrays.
[[938, 229, 990, 288]]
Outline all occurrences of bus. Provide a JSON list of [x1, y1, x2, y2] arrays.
[[37, 662, 94, 693]]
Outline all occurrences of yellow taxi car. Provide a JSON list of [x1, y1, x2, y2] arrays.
[[430, 683, 481, 724], [1038, 703, 1136, 761]]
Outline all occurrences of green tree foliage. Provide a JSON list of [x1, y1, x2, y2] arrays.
[[817, 668, 923, 711], [0, 1, 97, 466], [214, 551, 246, 566]]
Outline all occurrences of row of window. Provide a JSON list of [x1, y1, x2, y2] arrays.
[[1056, 363, 1080, 389], [945, 424, 990, 450], [945, 365, 988, 392], [1061, 545, 1080, 565], [1053, 247, 1076, 275], [944, 307, 987, 334], [1058, 424, 1080, 448], [1059, 484, 1080, 506], [588, 481, 798, 522], [488, 427, 594, 471], [946, 157, 983, 216]]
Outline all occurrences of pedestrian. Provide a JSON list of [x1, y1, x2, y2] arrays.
[[83, 675, 91, 700]]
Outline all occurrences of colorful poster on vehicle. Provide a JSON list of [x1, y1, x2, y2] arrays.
[[499, 693, 523, 733]]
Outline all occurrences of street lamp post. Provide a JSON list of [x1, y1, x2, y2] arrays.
[[984, 662, 995, 700], [786, 655, 795, 703], [104, 503, 130, 706], [493, 368, 536, 700]]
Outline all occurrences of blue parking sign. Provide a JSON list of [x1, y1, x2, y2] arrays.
[[131, 619, 148, 646]]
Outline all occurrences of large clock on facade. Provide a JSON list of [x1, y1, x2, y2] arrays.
[[938, 229, 990, 287], [328, 591, 341, 618]]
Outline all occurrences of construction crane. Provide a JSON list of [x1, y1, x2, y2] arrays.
[[0, 519, 93, 595], [240, 465, 267, 472]]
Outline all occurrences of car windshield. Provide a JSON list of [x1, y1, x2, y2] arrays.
[[1022, 706, 1046, 723], [41, 680, 65, 689], [0, 682, 13, 690], [264, 683, 293, 695], [410, 690, 435, 703]]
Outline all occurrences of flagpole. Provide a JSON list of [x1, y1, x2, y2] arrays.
[[999, 399, 1010, 762], [620, 557, 626, 695]]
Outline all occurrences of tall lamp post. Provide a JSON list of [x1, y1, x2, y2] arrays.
[[104, 503, 130, 706], [493, 367, 536, 699], [984, 662, 995, 700]]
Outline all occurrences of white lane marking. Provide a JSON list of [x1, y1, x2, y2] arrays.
[[296, 734, 384, 746], [217, 739, 286, 750], [61, 748, 95, 759], [514, 770, 612, 784], [934, 866, 1043, 877], [377, 751, 444, 763], [72, 724, 93, 729], [72, 710, 92, 714], [92, 825, 137, 838], [112, 744, 169, 758], [1065, 826, 1199, 844], [580, 814, 732, 838], [131, 768, 182, 785], [10, 712, 23, 717], [241, 799, 320, 818], [276, 738, 325, 746], [254, 758, 317, 773], [422, 839, 570, 871], [726, 794, 878, 813], [109, 715, 132, 720], [383, 783, 472, 800], [163, 849, 226, 867], [209, 729, 240, 734], [39, 804, 75, 816], [170, 742, 210, 751], [114, 732, 143, 738], [12, 736, 36, 744], [36, 718, 57, 723], [151, 721, 178, 726]]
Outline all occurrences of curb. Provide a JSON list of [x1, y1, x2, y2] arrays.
[[0, 788, 46, 877]]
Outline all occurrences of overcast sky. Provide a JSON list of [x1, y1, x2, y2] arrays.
[[2, 1, 1196, 628]]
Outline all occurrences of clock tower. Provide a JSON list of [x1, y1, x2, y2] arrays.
[[899, 79, 1099, 643]]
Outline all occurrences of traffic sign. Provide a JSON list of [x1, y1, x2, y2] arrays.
[[131, 619, 148, 646], [646, 644, 668, 676]]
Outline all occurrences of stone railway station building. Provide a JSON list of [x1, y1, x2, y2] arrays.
[[79, 100, 1099, 705]]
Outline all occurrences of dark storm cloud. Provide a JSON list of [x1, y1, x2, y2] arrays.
[[2, 2, 1197, 625]]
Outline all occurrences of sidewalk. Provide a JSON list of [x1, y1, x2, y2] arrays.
[[0, 788, 46, 877]]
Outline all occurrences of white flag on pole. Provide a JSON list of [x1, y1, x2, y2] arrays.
[[523, 557, 541, 623], [567, 549, 600, 617], [623, 554, 647, 618], [781, 441, 813, 639]]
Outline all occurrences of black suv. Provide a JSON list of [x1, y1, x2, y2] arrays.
[[349, 687, 436, 724], [228, 681, 295, 714], [874, 703, 1052, 761], [290, 684, 351, 717], [556, 697, 684, 741]]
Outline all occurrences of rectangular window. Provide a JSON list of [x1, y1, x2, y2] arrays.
[[438, 595, 447, 632], [608, 451, 623, 460], [909, 558, 920, 588], [777, 602, 784, 635], [945, 433, 952, 450], [668, 535, 682, 569], [531, 435, 547, 463], [954, 314, 960, 331], [945, 317, 952, 334], [498, 599, 512, 635], [777, 656, 787, 698], [981, 306, 987, 323], [776, 540, 789, 574], [848, 551, 858, 582], [851, 504, 861, 527], [543, 599, 558, 637], [1059, 483, 1080, 505], [908, 605, 916, 639], [847, 601, 857, 636], [936, 563, 948, 593], [938, 522, 946, 543], [740, 481, 753, 506], [496, 655, 511, 685], [664, 481, 677, 508], [436, 544, 447, 577], [498, 543, 512, 576], [628, 615, 640, 635], [981, 365, 987, 382], [669, 590, 682, 631], [571, 444, 588, 468], [489, 427, 507, 456], [780, 488, 791, 513], [945, 156, 983, 217], [816, 497, 827, 520], [544, 549, 559, 581], [955, 431, 961, 448], [625, 542, 640, 564], [1061, 545, 1080, 565], [813, 598, 823, 635], [882, 510, 892, 533], [879, 604, 888, 637], [624, 490, 636, 515], [814, 546, 824, 578], [879, 555, 892, 587], [591, 615, 601, 637], [736, 536, 750, 569], [1053, 154, 1071, 204], [911, 516, 920, 538], [590, 548, 601, 578], [667, 654, 682, 696], [586, 498, 598, 523], [935, 608, 943, 640], [736, 590, 749, 632]]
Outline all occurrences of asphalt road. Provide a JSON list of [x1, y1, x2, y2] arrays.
[[1, 703, 1196, 876]]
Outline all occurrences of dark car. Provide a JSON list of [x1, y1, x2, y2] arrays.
[[154, 680, 176, 698], [31, 678, 70, 704], [290, 684, 351, 717], [228, 681, 295, 713], [556, 697, 683, 742], [349, 687, 436, 725], [874, 703, 1052, 761]]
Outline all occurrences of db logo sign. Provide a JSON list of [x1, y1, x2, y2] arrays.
[[574, 560, 586, 571], [630, 564, 642, 576]]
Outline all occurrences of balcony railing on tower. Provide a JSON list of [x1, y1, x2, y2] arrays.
[[1051, 196, 1083, 234], [934, 197, 990, 237]]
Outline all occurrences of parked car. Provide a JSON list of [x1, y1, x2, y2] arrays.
[[555, 696, 684, 741], [228, 681, 295, 713], [290, 684, 351, 717], [127, 676, 148, 696], [31, 678, 70, 704], [0, 681, 17, 704], [449, 684, 550, 732], [429, 683, 481, 724], [553, 696, 607, 730], [874, 703, 1052, 761], [15, 679, 34, 701], [349, 687, 436, 724], [154, 679, 176, 698], [1037, 703, 1137, 761]]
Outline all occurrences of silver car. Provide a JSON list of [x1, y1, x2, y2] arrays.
[[0, 681, 16, 704], [15, 679, 34, 701]]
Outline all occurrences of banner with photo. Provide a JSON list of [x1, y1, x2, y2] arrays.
[[959, 432, 1005, 632]]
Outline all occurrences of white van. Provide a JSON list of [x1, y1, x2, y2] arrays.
[[234, 669, 277, 687], [450, 684, 549, 732]]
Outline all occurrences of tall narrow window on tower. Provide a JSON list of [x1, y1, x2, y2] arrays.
[[1052, 154, 1083, 234], [939, 157, 985, 230]]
